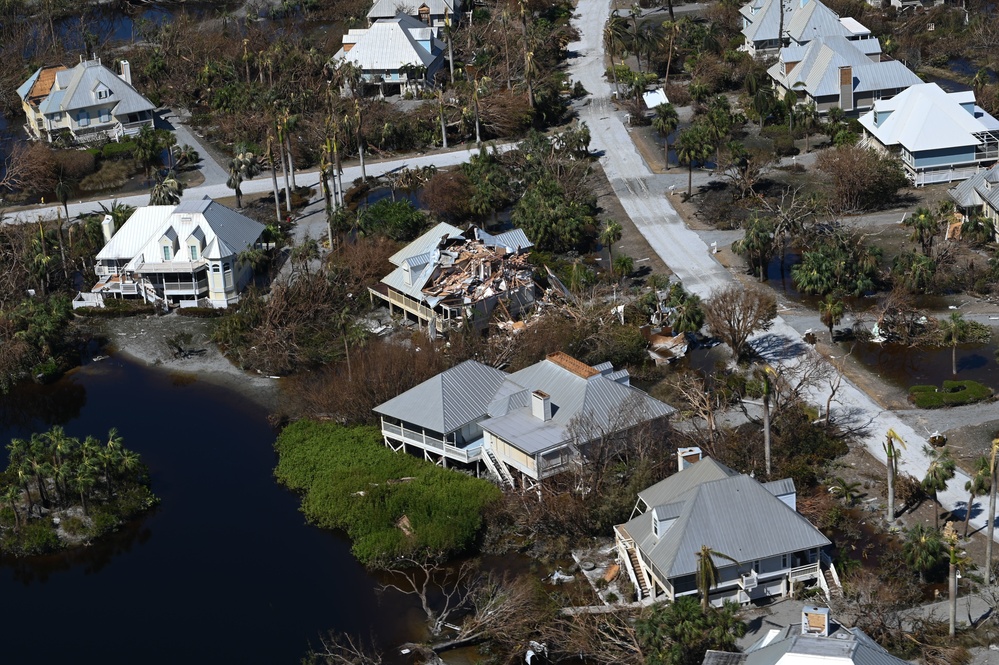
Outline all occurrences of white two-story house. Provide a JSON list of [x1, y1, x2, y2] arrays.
[[79, 197, 264, 309]]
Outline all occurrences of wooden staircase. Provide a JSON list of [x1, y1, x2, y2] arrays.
[[626, 546, 650, 598], [823, 569, 842, 599], [482, 447, 516, 489]]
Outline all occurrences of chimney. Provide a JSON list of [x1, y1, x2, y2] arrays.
[[802, 606, 830, 636], [531, 390, 552, 421], [677, 446, 703, 471], [101, 214, 116, 244], [839, 66, 853, 112], [120, 60, 132, 86]]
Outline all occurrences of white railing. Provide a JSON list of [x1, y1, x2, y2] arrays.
[[739, 571, 758, 591], [163, 279, 209, 293], [381, 422, 478, 462], [788, 562, 820, 581], [913, 165, 983, 186]]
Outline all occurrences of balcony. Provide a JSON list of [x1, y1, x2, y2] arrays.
[[739, 571, 758, 591], [381, 421, 479, 463], [788, 561, 820, 582], [163, 279, 209, 295]]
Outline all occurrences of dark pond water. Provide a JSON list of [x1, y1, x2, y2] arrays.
[[0, 357, 423, 664], [839, 339, 999, 392]]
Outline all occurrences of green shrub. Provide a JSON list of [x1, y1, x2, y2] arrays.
[[61, 515, 87, 536], [74, 301, 156, 317], [8, 522, 61, 556], [101, 140, 137, 160], [274, 420, 502, 566], [908, 380, 993, 408]]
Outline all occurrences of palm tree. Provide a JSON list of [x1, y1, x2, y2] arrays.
[[818, 295, 844, 340], [884, 429, 906, 522], [675, 124, 713, 197], [613, 254, 634, 282], [939, 312, 969, 376], [904, 206, 940, 256], [601, 220, 623, 260], [604, 13, 631, 99], [227, 151, 261, 209], [55, 175, 73, 219], [172, 144, 200, 170], [989, 437, 999, 584], [943, 522, 970, 637], [964, 455, 990, 538], [829, 477, 862, 506], [800, 101, 819, 153], [752, 87, 776, 129], [695, 545, 738, 610], [3, 485, 22, 531], [652, 103, 679, 169], [922, 446, 957, 530], [903, 523, 943, 584], [150, 173, 183, 205]]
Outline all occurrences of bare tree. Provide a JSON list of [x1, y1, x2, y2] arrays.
[[379, 556, 476, 638], [554, 605, 645, 665], [308, 631, 382, 665], [703, 284, 777, 360]]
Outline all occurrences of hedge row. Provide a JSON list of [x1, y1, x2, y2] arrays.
[[908, 380, 994, 408], [176, 307, 225, 318], [273, 420, 502, 566]]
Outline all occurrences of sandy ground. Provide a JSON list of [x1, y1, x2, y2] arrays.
[[89, 313, 280, 409]]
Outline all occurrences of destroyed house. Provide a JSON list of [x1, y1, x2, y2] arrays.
[[368, 222, 536, 332]]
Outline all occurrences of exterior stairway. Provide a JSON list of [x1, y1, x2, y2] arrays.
[[626, 546, 650, 598], [482, 447, 516, 489], [823, 569, 842, 598]]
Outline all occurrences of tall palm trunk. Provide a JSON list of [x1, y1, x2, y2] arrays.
[[285, 130, 297, 189], [268, 136, 281, 224], [886, 449, 896, 522], [277, 124, 292, 213], [763, 387, 772, 476], [988, 459, 997, 584], [949, 558, 957, 637]]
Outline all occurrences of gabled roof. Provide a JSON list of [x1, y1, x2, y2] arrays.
[[950, 162, 999, 209], [859, 83, 999, 153], [621, 459, 829, 579], [23, 59, 154, 117], [638, 457, 737, 508], [374, 353, 674, 453], [367, 0, 460, 20], [97, 198, 264, 269], [478, 353, 675, 455], [373, 359, 509, 433], [768, 36, 916, 99], [389, 221, 463, 266], [742, 0, 859, 46], [735, 623, 912, 665], [334, 13, 445, 72]]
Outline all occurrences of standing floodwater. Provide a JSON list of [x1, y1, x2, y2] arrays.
[[0, 357, 418, 664]]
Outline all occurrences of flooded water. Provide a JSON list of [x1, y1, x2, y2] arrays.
[[841, 339, 999, 392], [0, 357, 424, 664]]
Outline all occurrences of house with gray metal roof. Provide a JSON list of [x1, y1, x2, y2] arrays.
[[949, 162, 999, 241], [767, 36, 920, 115], [78, 197, 265, 309], [367, 0, 462, 28], [333, 13, 446, 96], [615, 454, 834, 604], [374, 352, 675, 488], [703, 606, 912, 665], [368, 221, 535, 333], [859, 83, 999, 186], [739, 0, 874, 58], [17, 57, 154, 143]]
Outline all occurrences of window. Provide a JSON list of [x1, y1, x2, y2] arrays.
[[189, 245, 198, 261], [78, 111, 89, 127], [162, 246, 172, 261], [97, 88, 111, 100], [51, 112, 61, 121], [99, 108, 111, 123], [781, 554, 789, 569]]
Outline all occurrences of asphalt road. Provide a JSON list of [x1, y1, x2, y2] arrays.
[[565, 0, 994, 539]]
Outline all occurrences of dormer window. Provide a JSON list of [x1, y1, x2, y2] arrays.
[[97, 88, 111, 100], [162, 246, 172, 261], [190, 244, 199, 261]]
